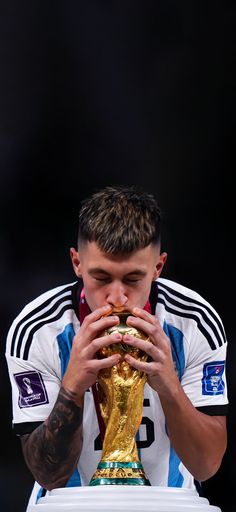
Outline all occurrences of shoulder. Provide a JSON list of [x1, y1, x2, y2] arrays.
[[156, 277, 227, 350], [6, 281, 78, 358], [157, 277, 220, 313], [11, 281, 77, 323]]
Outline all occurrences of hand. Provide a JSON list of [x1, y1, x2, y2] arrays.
[[122, 307, 180, 398], [62, 305, 122, 405]]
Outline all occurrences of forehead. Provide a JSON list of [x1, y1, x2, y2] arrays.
[[79, 241, 159, 273]]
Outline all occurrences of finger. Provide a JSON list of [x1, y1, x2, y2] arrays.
[[77, 314, 120, 346], [130, 306, 158, 323], [91, 353, 122, 370], [124, 354, 157, 374], [123, 334, 161, 360], [84, 304, 113, 322], [126, 314, 169, 348], [86, 332, 123, 359]]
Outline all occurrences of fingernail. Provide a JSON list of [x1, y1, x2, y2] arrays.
[[111, 316, 119, 322], [128, 316, 135, 323], [114, 333, 122, 340]]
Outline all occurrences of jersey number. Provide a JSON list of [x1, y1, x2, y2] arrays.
[[94, 416, 155, 451]]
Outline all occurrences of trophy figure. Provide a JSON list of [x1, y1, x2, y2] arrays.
[[89, 311, 151, 486]]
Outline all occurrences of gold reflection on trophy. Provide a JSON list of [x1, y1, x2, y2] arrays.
[[89, 311, 151, 486]]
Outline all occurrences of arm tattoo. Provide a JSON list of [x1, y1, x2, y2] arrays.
[[21, 386, 83, 490]]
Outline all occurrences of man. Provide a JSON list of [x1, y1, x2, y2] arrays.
[[5, 185, 228, 507]]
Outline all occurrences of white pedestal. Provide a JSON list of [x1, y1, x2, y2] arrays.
[[27, 485, 221, 512]]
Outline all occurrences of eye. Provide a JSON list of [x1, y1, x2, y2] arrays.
[[94, 277, 111, 283], [124, 278, 141, 284]]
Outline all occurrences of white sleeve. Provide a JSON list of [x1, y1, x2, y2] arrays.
[[181, 328, 228, 411], [6, 324, 62, 433]]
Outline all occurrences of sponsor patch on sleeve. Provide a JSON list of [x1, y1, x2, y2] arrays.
[[202, 361, 225, 395], [14, 371, 49, 408]]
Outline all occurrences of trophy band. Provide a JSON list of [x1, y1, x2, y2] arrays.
[[89, 312, 151, 486]]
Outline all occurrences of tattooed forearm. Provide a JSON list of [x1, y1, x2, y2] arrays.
[[21, 386, 83, 490]]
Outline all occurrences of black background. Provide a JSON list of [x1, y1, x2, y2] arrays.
[[0, 2, 235, 511]]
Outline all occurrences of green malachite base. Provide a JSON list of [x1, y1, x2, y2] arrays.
[[89, 461, 151, 486], [89, 477, 151, 486], [97, 462, 143, 469]]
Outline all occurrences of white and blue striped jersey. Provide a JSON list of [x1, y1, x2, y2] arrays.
[[5, 277, 228, 503]]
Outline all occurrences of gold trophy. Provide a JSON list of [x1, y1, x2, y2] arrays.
[[89, 311, 151, 486]]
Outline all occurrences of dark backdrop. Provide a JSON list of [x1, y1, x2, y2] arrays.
[[0, 2, 235, 512]]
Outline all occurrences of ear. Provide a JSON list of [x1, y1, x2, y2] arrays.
[[153, 252, 168, 280], [70, 247, 82, 278]]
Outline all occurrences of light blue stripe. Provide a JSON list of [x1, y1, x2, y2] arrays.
[[163, 322, 185, 487], [57, 323, 75, 377], [136, 429, 141, 460], [36, 487, 44, 503], [163, 321, 185, 380], [57, 323, 81, 487], [168, 445, 184, 487], [66, 468, 81, 487]]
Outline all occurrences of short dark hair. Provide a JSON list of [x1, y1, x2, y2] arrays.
[[78, 185, 162, 254]]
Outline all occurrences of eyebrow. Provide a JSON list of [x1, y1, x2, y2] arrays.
[[88, 268, 147, 277]]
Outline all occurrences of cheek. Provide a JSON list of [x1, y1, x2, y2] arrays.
[[83, 282, 107, 311], [137, 280, 153, 307]]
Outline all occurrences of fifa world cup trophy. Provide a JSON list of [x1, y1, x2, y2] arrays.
[[89, 311, 151, 486]]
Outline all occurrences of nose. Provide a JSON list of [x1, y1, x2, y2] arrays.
[[106, 282, 128, 309]]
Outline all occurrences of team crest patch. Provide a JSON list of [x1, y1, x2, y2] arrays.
[[14, 371, 49, 408], [202, 361, 225, 395]]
